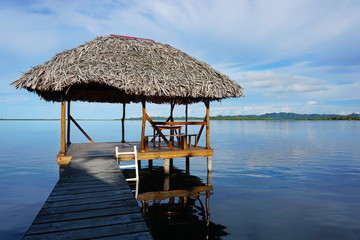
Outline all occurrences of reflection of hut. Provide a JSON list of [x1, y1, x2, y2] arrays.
[[125, 167, 228, 240], [12, 35, 243, 167]]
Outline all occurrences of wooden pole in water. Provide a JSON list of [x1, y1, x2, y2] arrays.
[[186, 157, 190, 174], [185, 101, 188, 134], [60, 101, 66, 155], [207, 156, 213, 172], [140, 99, 146, 153], [121, 103, 126, 143], [205, 99, 212, 171], [67, 101, 71, 146], [164, 158, 170, 175], [185, 100, 190, 171], [205, 99, 210, 149]]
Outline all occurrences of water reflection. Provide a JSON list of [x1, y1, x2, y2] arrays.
[[124, 166, 228, 240]]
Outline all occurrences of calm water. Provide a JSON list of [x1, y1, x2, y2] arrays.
[[0, 120, 359, 239]]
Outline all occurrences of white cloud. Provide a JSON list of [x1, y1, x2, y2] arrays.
[[307, 101, 318, 105], [238, 71, 327, 94], [4, 0, 358, 61]]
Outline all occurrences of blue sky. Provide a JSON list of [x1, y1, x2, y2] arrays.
[[1, 0, 359, 119]]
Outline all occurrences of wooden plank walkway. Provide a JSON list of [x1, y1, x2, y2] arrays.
[[23, 144, 153, 240]]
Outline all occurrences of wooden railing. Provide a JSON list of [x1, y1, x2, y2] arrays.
[[141, 117, 208, 152]]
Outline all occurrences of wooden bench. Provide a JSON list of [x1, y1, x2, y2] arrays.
[[179, 134, 198, 149]]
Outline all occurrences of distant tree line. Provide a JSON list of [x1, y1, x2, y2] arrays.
[[210, 112, 360, 120]]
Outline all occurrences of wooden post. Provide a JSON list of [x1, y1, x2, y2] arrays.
[[60, 101, 66, 155], [186, 157, 190, 174], [169, 101, 175, 143], [163, 158, 170, 175], [67, 101, 71, 146], [207, 167, 213, 185], [185, 101, 188, 135], [57, 100, 72, 166], [170, 100, 175, 121], [140, 99, 146, 152], [205, 99, 210, 149], [207, 156, 213, 172], [121, 103, 126, 143]]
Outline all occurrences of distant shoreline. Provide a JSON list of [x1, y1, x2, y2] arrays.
[[1, 112, 359, 121]]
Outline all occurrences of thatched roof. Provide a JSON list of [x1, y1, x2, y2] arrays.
[[12, 35, 243, 104]]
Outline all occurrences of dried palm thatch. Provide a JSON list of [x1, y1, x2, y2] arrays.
[[12, 35, 243, 104]]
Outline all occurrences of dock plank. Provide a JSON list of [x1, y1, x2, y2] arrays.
[[27, 212, 144, 234], [23, 144, 152, 240], [38, 199, 136, 215], [47, 188, 131, 201], [42, 194, 134, 208], [51, 186, 126, 195], [34, 205, 141, 223], [24, 222, 151, 240]]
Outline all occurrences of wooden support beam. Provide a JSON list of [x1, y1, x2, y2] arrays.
[[57, 101, 72, 165], [165, 100, 175, 122], [140, 99, 146, 152], [60, 101, 66, 155], [115, 148, 214, 161], [186, 157, 190, 174], [67, 101, 71, 145], [163, 158, 170, 175], [121, 103, 126, 143], [69, 116, 95, 143], [169, 101, 175, 141], [207, 168, 213, 185], [207, 156, 212, 172], [205, 99, 210, 149], [170, 101, 175, 122], [185, 102, 188, 135]]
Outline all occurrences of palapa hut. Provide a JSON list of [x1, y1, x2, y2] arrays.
[[12, 35, 243, 167]]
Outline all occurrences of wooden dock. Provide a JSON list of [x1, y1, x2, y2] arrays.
[[23, 143, 153, 240]]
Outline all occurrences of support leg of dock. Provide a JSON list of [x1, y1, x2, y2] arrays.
[[207, 170, 213, 186], [163, 158, 170, 175], [148, 159, 153, 169], [186, 157, 190, 174], [207, 156, 212, 172]]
